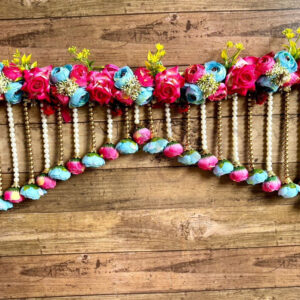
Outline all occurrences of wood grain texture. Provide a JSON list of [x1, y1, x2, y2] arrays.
[[1, 246, 300, 298]]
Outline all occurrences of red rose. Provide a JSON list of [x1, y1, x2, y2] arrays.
[[70, 64, 88, 87], [184, 64, 205, 83], [103, 64, 119, 79], [51, 85, 69, 106], [154, 66, 185, 103], [134, 67, 154, 87], [208, 83, 227, 101], [2, 63, 23, 81]]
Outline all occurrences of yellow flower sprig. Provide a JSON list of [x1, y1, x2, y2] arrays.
[[282, 28, 300, 60], [145, 43, 166, 76], [68, 46, 94, 71], [2, 49, 37, 70], [221, 41, 245, 69]]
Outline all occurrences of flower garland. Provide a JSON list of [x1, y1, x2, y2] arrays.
[[1, 28, 300, 210]]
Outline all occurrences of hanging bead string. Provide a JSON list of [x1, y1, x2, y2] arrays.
[[56, 104, 64, 166], [40, 102, 51, 173], [200, 103, 208, 154], [23, 99, 35, 184], [106, 106, 113, 143], [282, 87, 291, 184], [247, 93, 255, 170], [124, 106, 130, 138], [0, 155, 3, 196], [185, 105, 191, 150], [165, 103, 173, 140], [266, 93, 274, 176], [88, 102, 97, 153], [72, 107, 80, 158], [134, 103, 140, 128], [7, 102, 19, 188], [147, 103, 154, 136], [232, 93, 241, 166], [216, 100, 224, 160]]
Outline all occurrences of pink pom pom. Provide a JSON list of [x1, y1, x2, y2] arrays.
[[229, 166, 249, 182], [66, 159, 85, 175], [4, 187, 25, 203], [133, 128, 152, 145], [36, 174, 56, 189], [197, 154, 218, 171], [99, 144, 119, 160], [163, 142, 184, 158], [262, 176, 281, 192]]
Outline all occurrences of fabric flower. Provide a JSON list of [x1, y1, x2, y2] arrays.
[[133, 127, 152, 145], [262, 176, 281, 192], [70, 64, 89, 87], [135, 86, 153, 105], [49, 165, 71, 181], [247, 169, 268, 185], [197, 154, 218, 171], [36, 173, 57, 190], [69, 87, 89, 108], [163, 141, 184, 158], [184, 83, 204, 105], [275, 51, 297, 73], [116, 138, 139, 154], [99, 144, 119, 160], [0, 197, 13, 211], [134, 67, 154, 87], [66, 158, 86, 175], [4, 187, 24, 203], [204, 61, 226, 82], [278, 182, 300, 198], [2, 64, 23, 81], [51, 65, 72, 83], [114, 66, 134, 89], [20, 184, 46, 200], [256, 52, 275, 76], [22, 66, 52, 101], [184, 64, 205, 83], [143, 137, 168, 154], [213, 159, 234, 177], [178, 150, 201, 165], [82, 152, 105, 168], [5, 82, 23, 104], [113, 88, 134, 106], [229, 166, 249, 182], [154, 66, 184, 104], [208, 83, 227, 101]]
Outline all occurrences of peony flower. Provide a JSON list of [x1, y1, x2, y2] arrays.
[[135, 86, 154, 105], [178, 149, 201, 165], [143, 137, 168, 154], [66, 158, 86, 175], [213, 159, 234, 177], [51, 65, 71, 83], [49, 165, 71, 181], [70, 64, 89, 87], [229, 166, 249, 182], [2, 64, 23, 81], [204, 61, 226, 82], [133, 127, 152, 145], [69, 87, 89, 108], [163, 141, 184, 158], [184, 83, 204, 105], [247, 168, 268, 185], [197, 154, 218, 171], [99, 144, 119, 160], [278, 182, 300, 198], [36, 173, 57, 190], [208, 83, 227, 101], [20, 184, 46, 200], [184, 64, 205, 83], [116, 138, 139, 154], [256, 52, 275, 76], [262, 176, 281, 192], [82, 152, 105, 168], [275, 51, 297, 73], [134, 67, 154, 87], [4, 187, 24, 203], [154, 66, 184, 104], [0, 197, 13, 211], [114, 66, 134, 89], [22, 66, 52, 101], [5, 82, 23, 104]]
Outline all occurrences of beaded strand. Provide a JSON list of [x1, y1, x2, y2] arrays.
[[88, 102, 97, 153], [106, 106, 113, 143], [72, 107, 80, 158], [165, 103, 173, 140], [200, 103, 208, 154], [40, 102, 51, 172], [266, 93, 274, 176], [232, 93, 241, 166]]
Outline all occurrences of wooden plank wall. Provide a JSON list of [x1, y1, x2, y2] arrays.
[[1, 0, 300, 299]]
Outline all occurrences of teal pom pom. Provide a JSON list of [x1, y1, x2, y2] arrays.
[[213, 159, 234, 177], [178, 150, 201, 165], [82, 152, 105, 168], [49, 165, 71, 181], [247, 168, 268, 185], [20, 184, 46, 200], [143, 137, 168, 154], [278, 182, 300, 198], [116, 138, 139, 154], [0, 197, 13, 211]]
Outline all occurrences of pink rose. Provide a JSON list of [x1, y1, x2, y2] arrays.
[[154, 66, 185, 103], [284, 72, 300, 87], [163, 142, 184, 158], [87, 69, 114, 105], [256, 52, 275, 76], [103, 64, 119, 79], [2, 64, 23, 81], [184, 64, 205, 84], [134, 67, 154, 87], [22, 66, 52, 101], [70, 65, 88, 87], [208, 83, 227, 101], [113, 88, 134, 105]]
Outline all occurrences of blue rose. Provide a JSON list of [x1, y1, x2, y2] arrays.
[[114, 66, 134, 89], [20, 184, 46, 200], [184, 83, 204, 105], [247, 168, 268, 185], [256, 75, 279, 93], [116, 138, 138, 154], [143, 137, 168, 154], [136, 86, 153, 105], [213, 159, 234, 177], [69, 87, 89, 108], [178, 150, 201, 165], [51, 65, 72, 84], [49, 165, 71, 181], [275, 51, 297, 73], [204, 61, 226, 82], [5, 81, 23, 104], [0, 62, 4, 73], [0, 197, 13, 211], [82, 152, 105, 168], [278, 182, 300, 198]]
